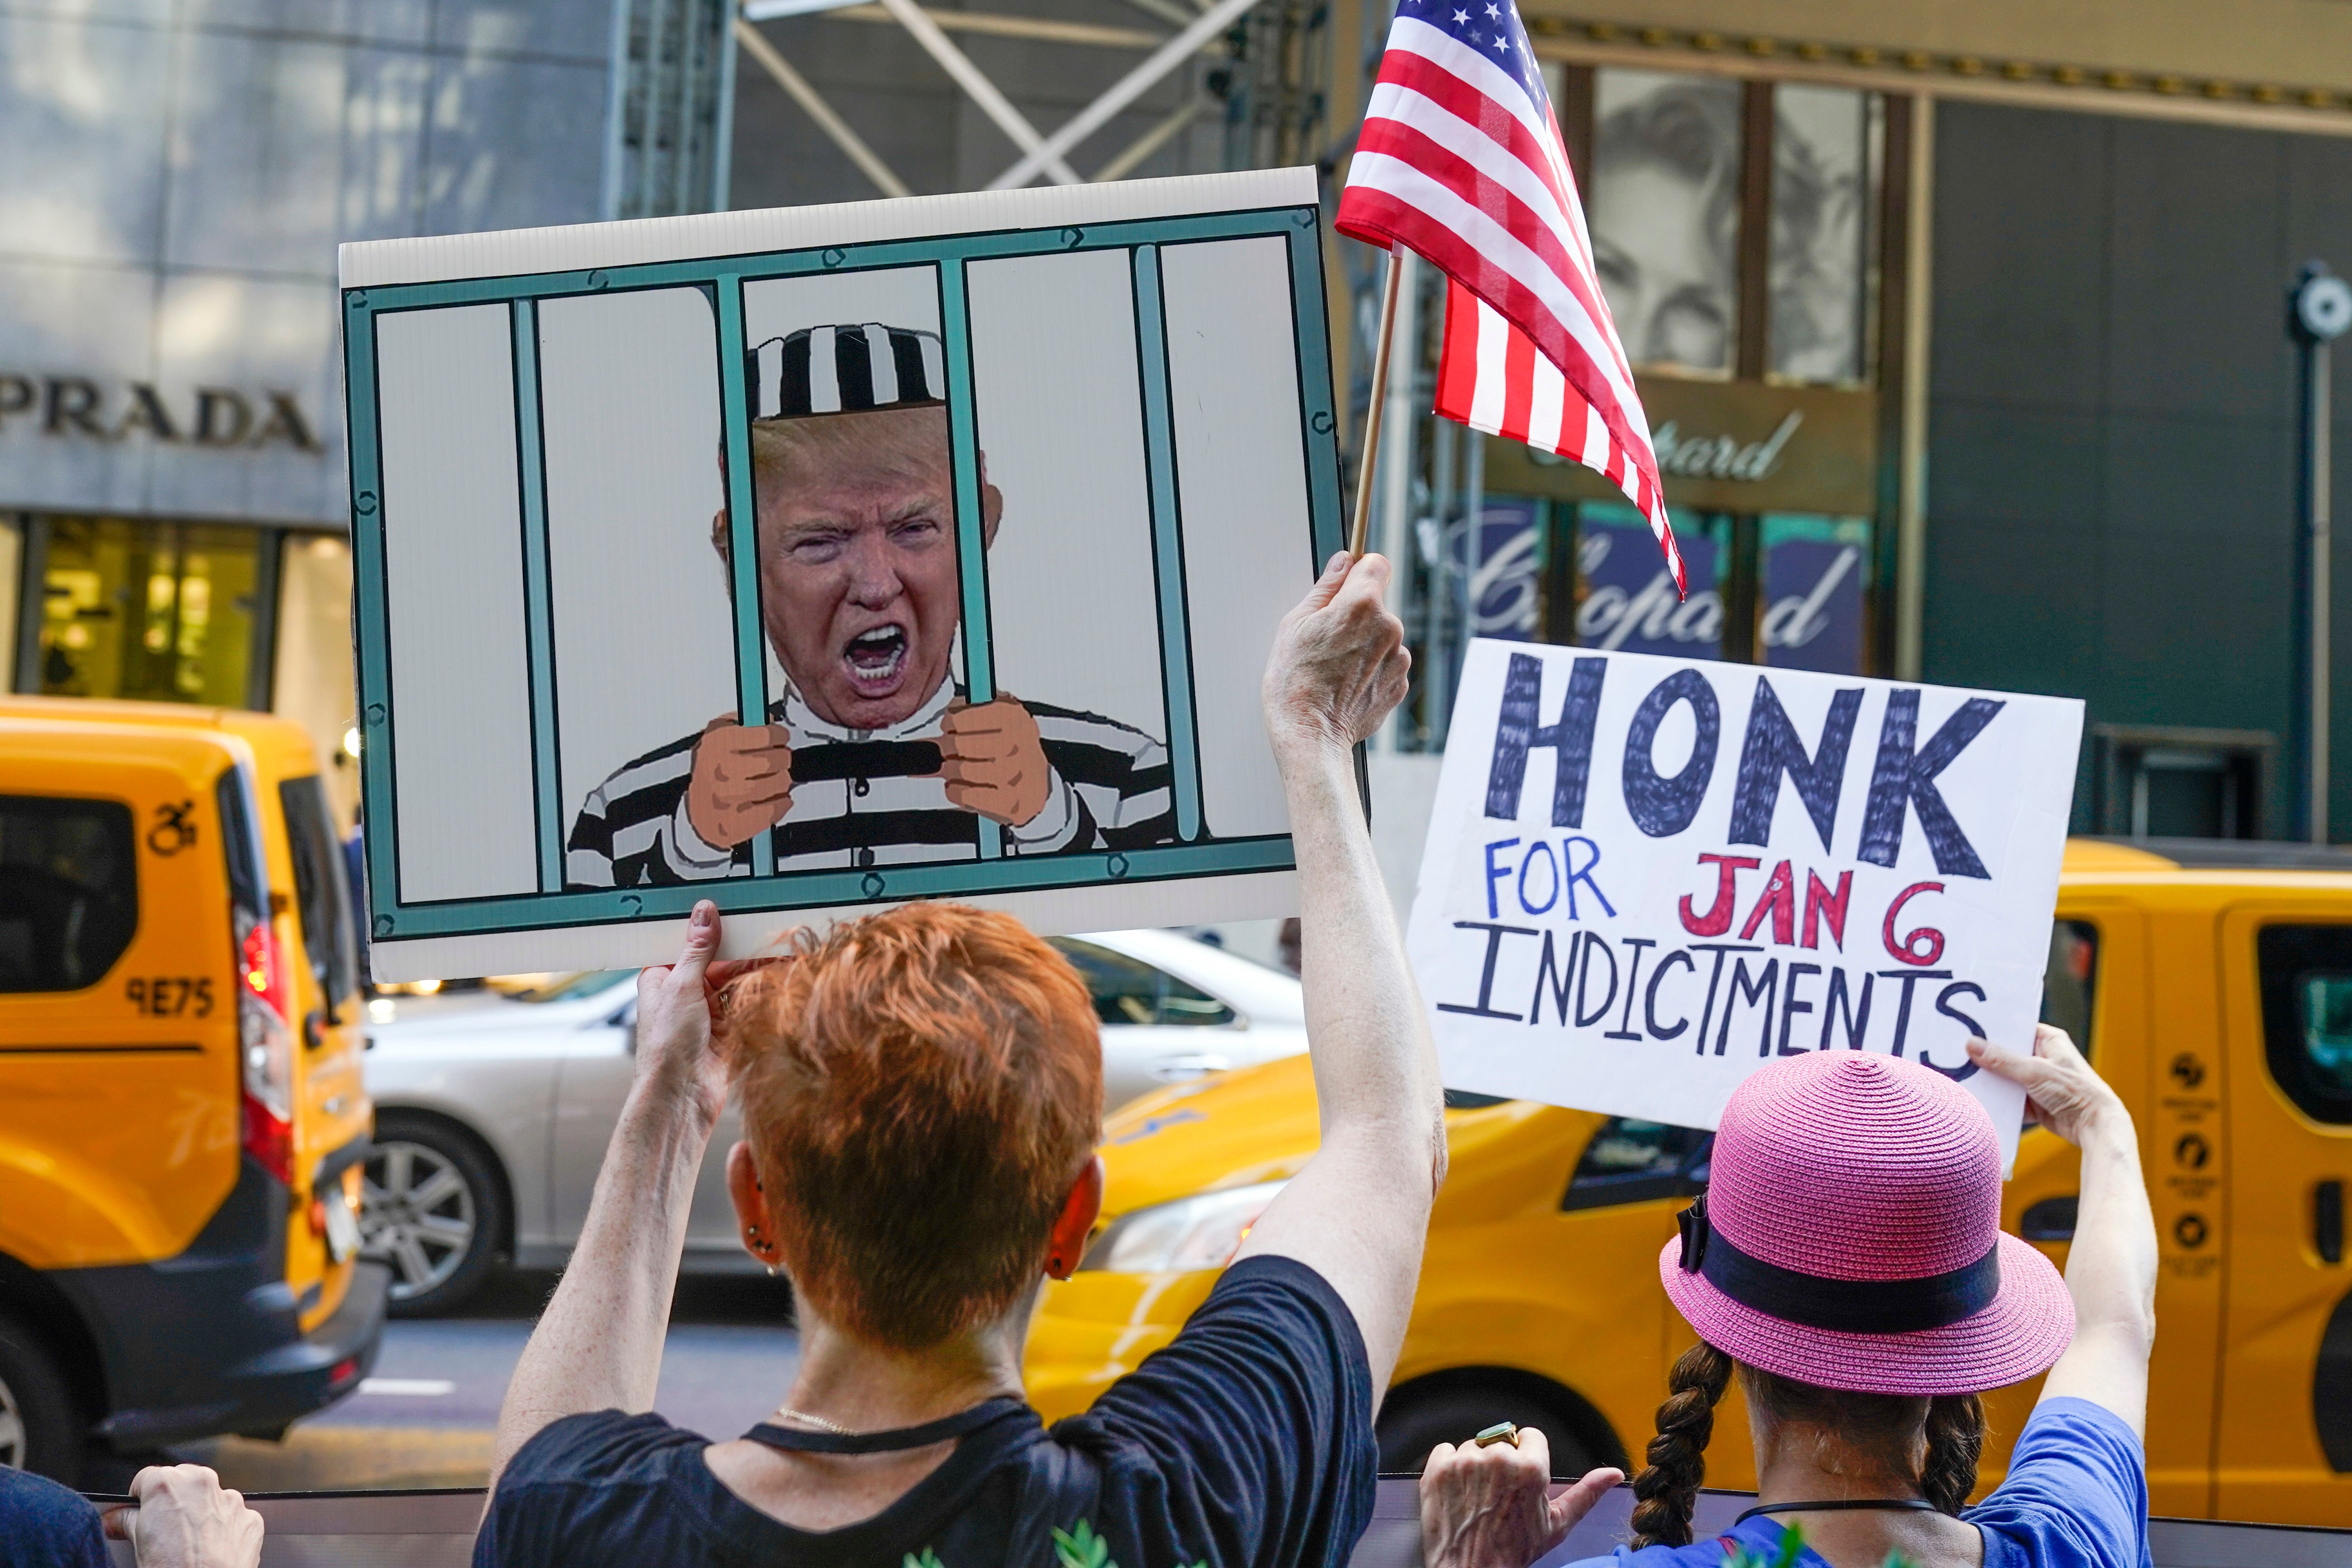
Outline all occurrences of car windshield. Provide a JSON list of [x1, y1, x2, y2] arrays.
[[1050, 938, 1235, 1027], [278, 775, 360, 1008]]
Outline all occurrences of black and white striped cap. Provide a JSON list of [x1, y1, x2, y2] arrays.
[[746, 324, 947, 420]]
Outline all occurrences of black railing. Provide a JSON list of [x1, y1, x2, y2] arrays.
[[88, 1478, 2352, 1567]]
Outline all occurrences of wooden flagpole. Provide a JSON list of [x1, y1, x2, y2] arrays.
[[1348, 245, 1407, 558]]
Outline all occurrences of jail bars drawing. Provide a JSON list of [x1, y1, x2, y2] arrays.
[[345, 206, 1342, 942]]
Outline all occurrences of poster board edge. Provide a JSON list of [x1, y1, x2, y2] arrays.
[[338, 168, 1322, 289], [366, 870, 1302, 981]]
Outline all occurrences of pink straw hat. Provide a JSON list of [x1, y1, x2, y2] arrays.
[[1660, 1051, 2073, 1396]]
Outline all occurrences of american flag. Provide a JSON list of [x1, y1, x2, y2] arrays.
[[1335, 0, 1683, 593]]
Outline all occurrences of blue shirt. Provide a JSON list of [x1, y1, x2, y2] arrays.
[[474, 1254, 1376, 1568], [0, 1468, 109, 1568], [1575, 1397, 2151, 1568]]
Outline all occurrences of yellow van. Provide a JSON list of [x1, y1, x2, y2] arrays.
[[1027, 837, 2352, 1527], [0, 698, 383, 1483]]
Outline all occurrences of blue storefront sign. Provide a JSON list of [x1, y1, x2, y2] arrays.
[[1571, 503, 1724, 659], [1759, 514, 1870, 675], [1472, 501, 1870, 674], [1469, 499, 1542, 642]]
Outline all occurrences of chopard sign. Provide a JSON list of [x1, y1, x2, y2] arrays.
[[1482, 379, 1876, 517], [0, 372, 323, 452], [1650, 412, 1802, 482]]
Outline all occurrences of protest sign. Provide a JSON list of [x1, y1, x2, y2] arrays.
[[1406, 640, 2084, 1168], [339, 169, 1341, 981]]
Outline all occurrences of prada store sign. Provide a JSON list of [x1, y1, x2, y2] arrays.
[[1484, 377, 1877, 517], [0, 370, 322, 452]]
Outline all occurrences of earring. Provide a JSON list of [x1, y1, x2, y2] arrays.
[[747, 1224, 778, 1274]]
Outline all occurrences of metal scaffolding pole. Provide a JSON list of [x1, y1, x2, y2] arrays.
[[2292, 261, 2351, 842]]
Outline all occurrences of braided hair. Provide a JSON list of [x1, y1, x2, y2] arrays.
[[1920, 1393, 1987, 1513], [1630, 1349, 1992, 1548], [1627, 1341, 1734, 1548]]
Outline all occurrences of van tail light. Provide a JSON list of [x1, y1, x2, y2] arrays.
[[236, 907, 296, 1186]]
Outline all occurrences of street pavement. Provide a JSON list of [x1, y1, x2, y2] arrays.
[[166, 1269, 800, 1492]]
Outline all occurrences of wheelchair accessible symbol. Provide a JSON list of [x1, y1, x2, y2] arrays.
[[148, 800, 197, 856]]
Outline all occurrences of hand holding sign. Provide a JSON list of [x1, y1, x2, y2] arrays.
[[1417, 1429, 1623, 1568], [1966, 1025, 2121, 1147], [935, 697, 1052, 828], [1407, 641, 2082, 1170], [1263, 552, 1413, 754], [685, 716, 796, 850]]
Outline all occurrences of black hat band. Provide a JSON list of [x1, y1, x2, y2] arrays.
[[1676, 1196, 2001, 1335]]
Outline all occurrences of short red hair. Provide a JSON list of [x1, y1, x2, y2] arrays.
[[718, 904, 1101, 1348]]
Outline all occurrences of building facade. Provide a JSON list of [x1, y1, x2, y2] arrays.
[[10, 0, 2352, 845], [0, 0, 705, 821], [1356, 1, 2352, 842]]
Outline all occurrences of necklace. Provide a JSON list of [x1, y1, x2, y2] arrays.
[[771, 1406, 854, 1436], [1732, 1499, 1943, 1525]]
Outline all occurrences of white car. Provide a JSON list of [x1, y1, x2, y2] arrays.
[[358, 930, 1304, 1315]]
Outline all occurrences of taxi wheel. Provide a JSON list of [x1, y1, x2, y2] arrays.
[[0, 1314, 80, 1484], [1375, 1380, 1611, 1478], [363, 1114, 507, 1318]]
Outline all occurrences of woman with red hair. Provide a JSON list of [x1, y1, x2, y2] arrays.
[[474, 551, 1442, 1568]]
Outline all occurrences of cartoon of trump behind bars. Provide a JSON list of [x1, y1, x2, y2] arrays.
[[565, 323, 1175, 888]]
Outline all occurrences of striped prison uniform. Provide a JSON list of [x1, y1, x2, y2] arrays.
[[565, 680, 1175, 888]]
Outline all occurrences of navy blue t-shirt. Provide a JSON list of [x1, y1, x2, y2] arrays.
[[475, 1254, 1376, 1568], [0, 1468, 109, 1568]]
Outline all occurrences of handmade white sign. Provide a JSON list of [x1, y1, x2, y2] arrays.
[[1406, 640, 2084, 1168]]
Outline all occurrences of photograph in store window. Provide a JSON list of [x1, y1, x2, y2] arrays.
[[1589, 70, 1872, 384], [1590, 70, 1743, 374], [1768, 85, 1874, 385]]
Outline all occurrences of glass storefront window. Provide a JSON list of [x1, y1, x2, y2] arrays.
[[273, 534, 362, 825], [1590, 70, 1743, 375], [1571, 503, 1727, 659], [1759, 514, 1872, 674], [38, 518, 256, 706], [1769, 86, 1874, 385]]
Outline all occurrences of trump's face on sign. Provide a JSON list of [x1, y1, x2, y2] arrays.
[[713, 404, 1002, 731]]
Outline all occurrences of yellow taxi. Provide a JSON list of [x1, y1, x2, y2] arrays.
[[0, 698, 383, 1482], [1027, 837, 2352, 1526]]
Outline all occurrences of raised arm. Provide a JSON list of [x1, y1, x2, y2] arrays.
[[1232, 552, 1441, 1402], [1967, 1025, 2158, 1439], [486, 901, 732, 1489]]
